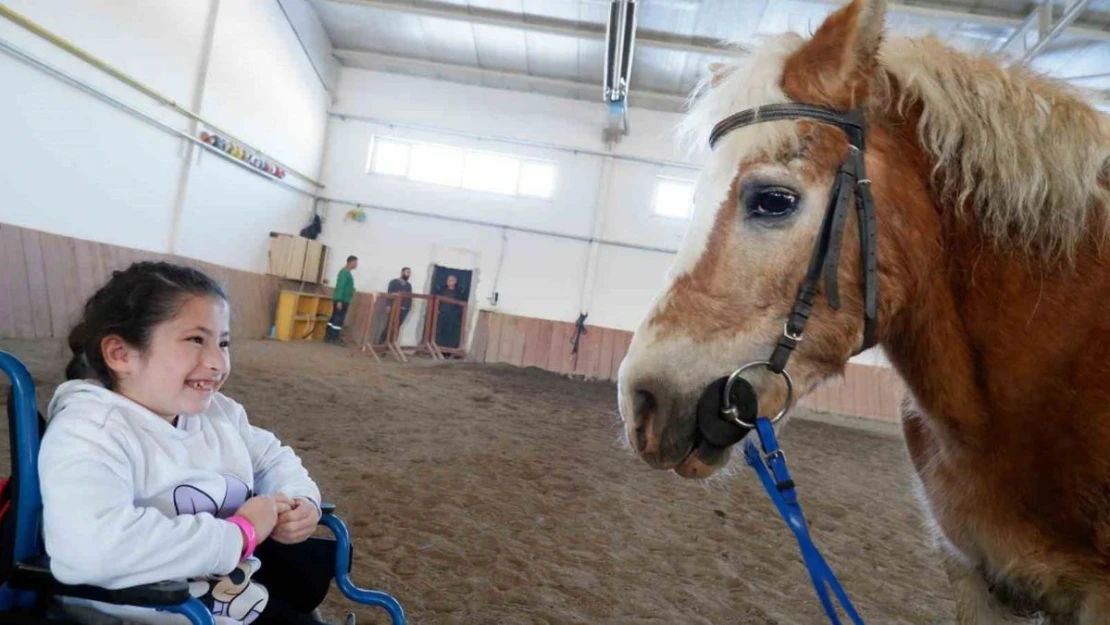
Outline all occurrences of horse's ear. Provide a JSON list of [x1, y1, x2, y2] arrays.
[[782, 0, 887, 108]]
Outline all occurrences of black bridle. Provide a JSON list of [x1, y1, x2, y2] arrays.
[[691, 102, 881, 625], [697, 103, 880, 447]]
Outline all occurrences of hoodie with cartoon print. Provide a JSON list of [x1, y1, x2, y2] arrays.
[[39, 380, 321, 625]]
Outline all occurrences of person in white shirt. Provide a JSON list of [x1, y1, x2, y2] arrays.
[[40, 261, 337, 625]]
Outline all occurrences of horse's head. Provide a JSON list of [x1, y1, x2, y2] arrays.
[[618, 0, 913, 478]]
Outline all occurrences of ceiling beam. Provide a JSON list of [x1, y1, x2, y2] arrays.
[[321, 0, 739, 57], [1021, 0, 1095, 61], [323, 0, 1110, 59], [335, 46, 1110, 112], [1062, 71, 1110, 82], [334, 47, 689, 110], [808, 0, 1110, 43], [994, 2, 1043, 56]]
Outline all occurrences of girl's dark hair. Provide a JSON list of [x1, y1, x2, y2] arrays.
[[66, 261, 228, 388]]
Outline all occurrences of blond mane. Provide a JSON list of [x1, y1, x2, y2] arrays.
[[878, 36, 1110, 262], [679, 33, 1110, 263]]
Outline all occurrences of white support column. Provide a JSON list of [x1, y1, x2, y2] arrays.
[[168, 0, 221, 255]]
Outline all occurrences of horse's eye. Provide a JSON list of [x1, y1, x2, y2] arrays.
[[745, 188, 800, 218]]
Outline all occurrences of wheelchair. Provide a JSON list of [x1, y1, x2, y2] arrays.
[[0, 350, 406, 625]]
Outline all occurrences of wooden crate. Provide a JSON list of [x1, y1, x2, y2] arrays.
[[266, 233, 327, 284], [302, 240, 325, 283]]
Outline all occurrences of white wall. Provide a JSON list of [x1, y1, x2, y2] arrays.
[[0, 0, 331, 272], [318, 67, 889, 367], [599, 159, 697, 250], [276, 0, 340, 93], [330, 69, 693, 164], [319, 67, 698, 335]]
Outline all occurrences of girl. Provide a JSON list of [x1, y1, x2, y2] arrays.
[[40, 261, 336, 625]]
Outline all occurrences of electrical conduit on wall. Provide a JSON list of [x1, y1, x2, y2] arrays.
[[577, 154, 616, 319], [0, 3, 323, 196]]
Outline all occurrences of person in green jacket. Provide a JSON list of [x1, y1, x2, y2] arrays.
[[324, 255, 358, 344]]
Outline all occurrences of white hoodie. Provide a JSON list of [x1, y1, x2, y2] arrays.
[[39, 380, 322, 625]]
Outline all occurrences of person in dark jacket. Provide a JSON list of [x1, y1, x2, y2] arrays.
[[377, 267, 413, 344], [433, 274, 464, 351]]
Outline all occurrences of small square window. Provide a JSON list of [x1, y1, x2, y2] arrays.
[[518, 161, 557, 198], [369, 138, 410, 176], [652, 178, 695, 219]]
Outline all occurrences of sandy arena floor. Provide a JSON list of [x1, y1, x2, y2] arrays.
[[0, 339, 955, 624]]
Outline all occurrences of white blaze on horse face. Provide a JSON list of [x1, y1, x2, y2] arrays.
[[668, 36, 807, 284], [629, 40, 800, 339], [618, 38, 861, 472], [622, 35, 827, 398], [620, 157, 835, 416]]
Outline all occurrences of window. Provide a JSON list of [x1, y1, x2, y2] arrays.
[[368, 138, 409, 177], [409, 144, 464, 187], [518, 161, 557, 198], [652, 177, 696, 219], [367, 135, 557, 200], [464, 152, 520, 195]]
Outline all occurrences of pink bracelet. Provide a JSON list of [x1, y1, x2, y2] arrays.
[[226, 515, 257, 560]]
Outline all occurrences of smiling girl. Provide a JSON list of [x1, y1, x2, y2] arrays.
[[39, 261, 332, 625]]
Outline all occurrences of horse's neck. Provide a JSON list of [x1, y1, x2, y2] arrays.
[[882, 216, 1110, 454]]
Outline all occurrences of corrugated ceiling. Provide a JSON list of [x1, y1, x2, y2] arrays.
[[310, 0, 1110, 112]]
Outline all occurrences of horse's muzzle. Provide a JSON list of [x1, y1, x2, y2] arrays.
[[669, 376, 761, 478]]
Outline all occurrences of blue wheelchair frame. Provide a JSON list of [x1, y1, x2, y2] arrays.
[[0, 350, 406, 625]]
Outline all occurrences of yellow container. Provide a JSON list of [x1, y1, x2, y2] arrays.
[[273, 290, 333, 341]]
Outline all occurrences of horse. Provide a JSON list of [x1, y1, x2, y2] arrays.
[[615, 0, 1110, 622]]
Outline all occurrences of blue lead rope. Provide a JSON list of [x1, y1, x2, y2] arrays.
[[742, 417, 866, 625]]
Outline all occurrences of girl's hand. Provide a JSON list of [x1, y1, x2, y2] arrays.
[[273, 493, 295, 515], [234, 495, 282, 542], [271, 498, 321, 544]]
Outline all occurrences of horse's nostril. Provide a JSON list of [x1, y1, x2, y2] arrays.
[[633, 389, 656, 421], [632, 389, 657, 452]]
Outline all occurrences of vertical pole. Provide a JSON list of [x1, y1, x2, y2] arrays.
[[168, 0, 221, 255]]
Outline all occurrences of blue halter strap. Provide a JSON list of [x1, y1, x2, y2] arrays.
[[743, 418, 865, 625]]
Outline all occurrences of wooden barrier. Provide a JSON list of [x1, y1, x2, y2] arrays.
[[0, 222, 283, 341], [0, 221, 905, 423], [352, 293, 435, 362], [469, 310, 907, 423], [429, 295, 468, 359], [351, 293, 471, 362]]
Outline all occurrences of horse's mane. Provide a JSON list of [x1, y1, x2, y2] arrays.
[[678, 33, 1110, 263], [877, 36, 1110, 262]]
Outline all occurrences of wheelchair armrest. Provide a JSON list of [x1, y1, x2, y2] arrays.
[[321, 502, 336, 516], [10, 556, 192, 607]]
